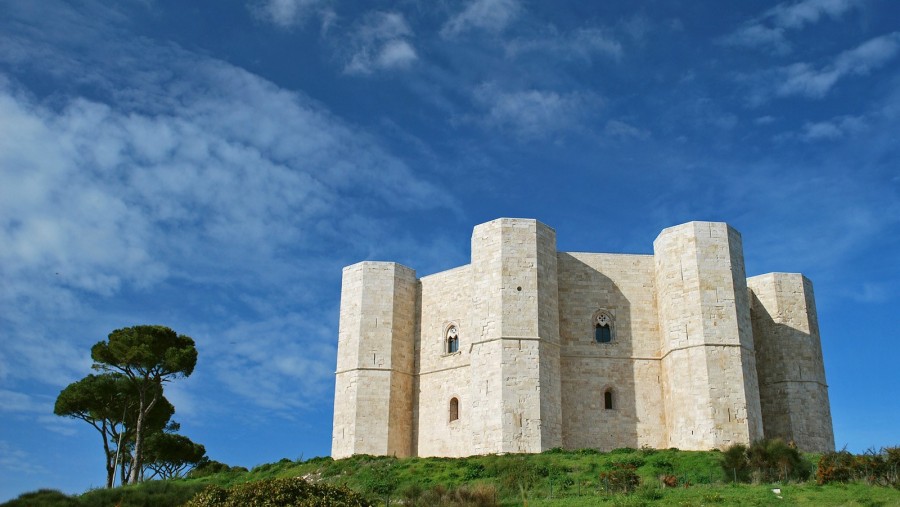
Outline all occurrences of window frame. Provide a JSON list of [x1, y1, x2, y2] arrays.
[[591, 309, 615, 344], [449, 397, 460, 422], [444, 322, 461, 355]]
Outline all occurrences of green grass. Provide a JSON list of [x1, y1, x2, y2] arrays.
[[4, 449, 900, 506]]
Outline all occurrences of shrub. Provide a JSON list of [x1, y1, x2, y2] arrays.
[[79, 480, 205, 507], [817, 450, 854, 485], [722, 439, 808, 484], [463, 462, 486, 480], [414, 484, 498, 507], [188, 459, 247, 478], [599, 462, 641, 494], [818, 447, 900, 486], [0, 489, 79, 507], [184, 477, 370, 507], [721, 443, 750, 483]]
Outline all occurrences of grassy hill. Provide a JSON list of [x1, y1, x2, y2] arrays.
[[5, 447, 900, 506]]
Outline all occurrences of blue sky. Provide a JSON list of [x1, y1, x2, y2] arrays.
[[1, 0, 898, 500]]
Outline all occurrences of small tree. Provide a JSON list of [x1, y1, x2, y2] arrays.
[[54, 373, 176, 487], [54, 373, 129, 488], [143, 432, 207, 480], [91, 325, 197, 484]]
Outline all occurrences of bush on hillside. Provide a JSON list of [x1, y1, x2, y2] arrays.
[[721, 439, 809, 484], [817, 447, 900, 486], [188, 459, 249, 478], [184, 477, 370, 507], [598, 462, 641, 494], [0, 489, 79, 507]]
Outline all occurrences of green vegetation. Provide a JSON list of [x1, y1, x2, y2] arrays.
[[54, 325, 203, 488], [5, 446, 900, 506]]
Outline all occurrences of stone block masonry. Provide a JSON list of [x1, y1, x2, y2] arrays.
[[332, 219, 834, 458]]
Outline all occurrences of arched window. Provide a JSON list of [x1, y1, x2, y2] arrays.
[[593, 311, 614, 343], [604, 389, 615, 410], [446, 325, 459, 353], [449, 397, 459, 421]]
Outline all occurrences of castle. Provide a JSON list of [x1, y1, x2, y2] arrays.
[[331, 219, 834, 459]]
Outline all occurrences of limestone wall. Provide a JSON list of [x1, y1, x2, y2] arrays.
[[654, 222, 763, 450], [470, 219, 562, 453], [557, 252, 665, 450], [416, 265, 473, 457], [332, 262, 416, 458], [748, 273, 835, 452], [332, 218, 832, 460]]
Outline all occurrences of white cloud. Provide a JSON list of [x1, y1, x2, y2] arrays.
[[770, 0, 861, 29], [723, 24, 789, 55], [343, 12, 418, 75], [441, 0, 520, 38], [604, 119, 649, 140], [777, 32, 900, 98], [0, 441, 46, 475], [723, 0, 863, 53], [505, 27, 623, 62], [249, 0, 332, 29], [800, 115, 866, 141], [0, 389, 46, 413], [472, 84, 601, 140], [199, 314, 337, 412], [802, 121, 842, 140], [846, 282, 890, 303], [0, 15, 447, 413]]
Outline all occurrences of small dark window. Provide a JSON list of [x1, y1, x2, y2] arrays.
[[595, 324, 611, 343], [604, 390, 614, 410], [449, 397, 459, 421], [446, 325, 459, 353]]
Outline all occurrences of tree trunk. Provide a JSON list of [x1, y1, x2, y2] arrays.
[[129, 410, 142, 484], [101, 422, 114, 488], [128, 383, 160, 484]]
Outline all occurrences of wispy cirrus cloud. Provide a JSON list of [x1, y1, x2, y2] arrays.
[[775, 32, 900, 98], [248, 0, 333, 29], [441, 0, 520, 38], [470, 84, 601, 140], [505, 26, 623, 62], [722, 0, 864, 54], [0, 2, 447, 420], [799, 115, 866, 141], [0, 441, 46, 475], [343, 12, 418, 75]]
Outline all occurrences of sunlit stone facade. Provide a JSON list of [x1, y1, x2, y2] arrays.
[[331, 218, 834, 458]]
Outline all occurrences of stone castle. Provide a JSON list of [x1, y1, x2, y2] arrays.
[[331, 219, 834, 459]]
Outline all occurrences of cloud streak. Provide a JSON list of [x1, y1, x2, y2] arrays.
[[441, 0, 520, 38], [0, 7, 448, 421], [505, 26, 623, 62], [723, 0, 864, 53], [776, 32, 900, 98], [471, 84, 602, 140], [343, 12, 418, 75], [248, 0, 333, 29]]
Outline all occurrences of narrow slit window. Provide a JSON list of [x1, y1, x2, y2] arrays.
[[449, 397, 459, 422], [604, 389, 614, 410]]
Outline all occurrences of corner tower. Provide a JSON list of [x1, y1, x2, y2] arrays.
[[654, 222, 764, 449], [748, 273, 834, 451], [332, 261, 417, 458], [469, 218, 562, 454]]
